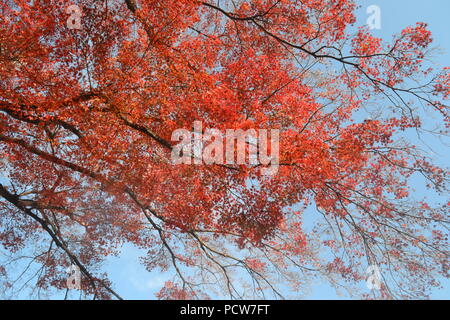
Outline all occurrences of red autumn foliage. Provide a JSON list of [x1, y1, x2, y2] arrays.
[[0, 0, 448, 299]]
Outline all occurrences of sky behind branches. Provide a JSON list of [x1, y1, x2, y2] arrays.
[[2, 0, 449, 300]]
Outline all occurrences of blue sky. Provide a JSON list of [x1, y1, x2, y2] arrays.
[[98, 1, 450, 300]]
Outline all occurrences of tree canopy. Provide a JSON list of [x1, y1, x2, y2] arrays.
[[0, 0, 448, 299]]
